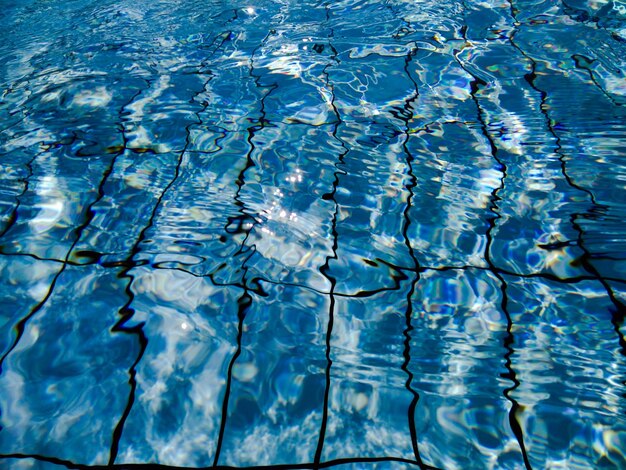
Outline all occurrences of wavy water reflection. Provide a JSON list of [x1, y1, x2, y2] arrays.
[[1, 0, 626, 468]]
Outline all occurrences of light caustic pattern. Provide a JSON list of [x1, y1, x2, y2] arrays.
[[0, 0, 626, 469]]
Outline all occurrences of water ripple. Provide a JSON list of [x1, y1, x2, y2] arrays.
[[1, 0, 625, 468]]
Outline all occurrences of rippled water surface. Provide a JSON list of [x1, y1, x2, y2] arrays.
[[1, 0, 626, 468]]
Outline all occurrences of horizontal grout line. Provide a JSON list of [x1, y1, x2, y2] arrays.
[[0, 453, 432, 470], [1, 249, 624, 292]]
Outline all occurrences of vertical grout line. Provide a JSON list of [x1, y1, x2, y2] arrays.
[[559, 0, 626, 107], [212, 288, 251, 467], [314, 4, 347, 467], [212, 30, 277, 467], [570, 53, 623, 107], [0, 145, 49, 240], [397, 41, 430, 468], [381, 3, 432, 461], [0, 143, 63, 373], [505, 0, 626, 369], [0, 82, 148, 376], [108, 31, 233, 466], [453, 20, 532, 470]]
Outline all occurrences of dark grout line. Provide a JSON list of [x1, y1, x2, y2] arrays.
[[388, 4, 430, 464], [3, 247, 626, 297], [570, 53, 624, 108], [314, 5, 346, 467], [506, 0, 626, 378], [0, 82, 149, 376], [4, 241, 626, 301], [108, 31, 234, 466], [2, 2, 625, 468], [0, 452, 429, 469], [212, 29, 278, 466], [0, 146, 44, 239], [454, 19, 532, 470], [560, 0, 626, 78], [212, 291, 251, 467], [0, 453, 86, 470]]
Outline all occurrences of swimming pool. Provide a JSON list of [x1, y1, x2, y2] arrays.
[[1, 0, 625, 468]]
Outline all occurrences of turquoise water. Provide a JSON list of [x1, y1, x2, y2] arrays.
[[1, 0, 626, 468]]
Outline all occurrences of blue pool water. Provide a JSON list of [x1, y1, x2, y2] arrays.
[[1, 0, 626, 468]]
